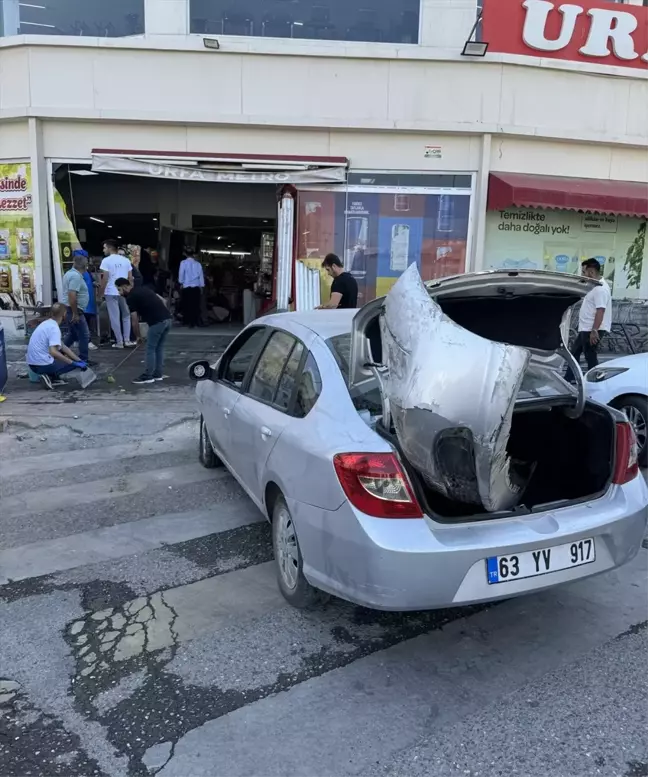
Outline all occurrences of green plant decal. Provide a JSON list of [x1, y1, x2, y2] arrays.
[[623, 220, 646, 290]]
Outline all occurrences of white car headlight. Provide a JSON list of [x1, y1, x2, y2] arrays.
[[586, 367, 629, 383]]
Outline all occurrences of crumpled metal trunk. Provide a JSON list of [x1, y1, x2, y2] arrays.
[[380, 264, 532, 512]]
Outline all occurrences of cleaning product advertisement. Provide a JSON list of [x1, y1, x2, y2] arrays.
[[485, 208, 648, 300], [296, 189, 470, 306], [0, 162, 36, 305]]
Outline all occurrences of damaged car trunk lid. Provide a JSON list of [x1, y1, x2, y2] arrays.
[[349, 266, 598, 513]]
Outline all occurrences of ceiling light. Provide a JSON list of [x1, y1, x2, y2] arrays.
[[89, 217, 105, 223], [19, 3, 47, 7], [204, 249, 251, 256], [203, 37, 220, 50], [69, 170, 98, 176], [153, 217, 158, 221]]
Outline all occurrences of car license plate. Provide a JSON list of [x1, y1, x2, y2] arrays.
[[486, 538, 596, 584]]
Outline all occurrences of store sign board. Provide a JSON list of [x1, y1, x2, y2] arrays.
[[92, 156, 348, 184], [0, 163, 36, 303], [482, 0, 648, 71]]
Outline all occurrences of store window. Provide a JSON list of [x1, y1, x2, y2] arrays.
[[484, 209, 648, 301], [190, 0, 420, 44], [0, 0, 144, 37], [295, 175, 473, 307]]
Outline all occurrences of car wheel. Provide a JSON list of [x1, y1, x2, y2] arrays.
[[272, 495, 319, 609], [198, 415, 221, 469], [613, 395, 648, 468]]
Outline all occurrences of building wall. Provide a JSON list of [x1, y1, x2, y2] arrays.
[[1, 0, 646, 303], [0, 41, 646, 149]]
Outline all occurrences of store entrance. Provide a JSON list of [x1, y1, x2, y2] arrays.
[[53, 163, 278, 332]]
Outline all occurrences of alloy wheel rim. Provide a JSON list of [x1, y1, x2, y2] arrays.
[[276, 506, 299, 591], [622, 406, 647, 451]]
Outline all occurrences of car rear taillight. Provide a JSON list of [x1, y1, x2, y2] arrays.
[[333, 453, 423, 519], [612, 422, 639, 485]]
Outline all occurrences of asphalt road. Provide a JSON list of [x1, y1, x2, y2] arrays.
[[0, 381, 647, 777]]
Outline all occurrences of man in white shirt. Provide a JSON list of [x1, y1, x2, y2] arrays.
[[27, 303, 86, 390], [565, 257, 612, 382], [178, 248, 205, 329], [100, 239, 135, 348]]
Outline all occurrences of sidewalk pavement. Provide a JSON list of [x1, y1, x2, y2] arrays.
[[2, 326, 238, 401]]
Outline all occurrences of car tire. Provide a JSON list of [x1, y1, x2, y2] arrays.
[[613, 395, 648, 468], [198, 416, 222, 469], [272, 495, 320, 609]]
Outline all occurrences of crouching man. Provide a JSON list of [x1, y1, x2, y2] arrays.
[[27, 303, 86, 390]]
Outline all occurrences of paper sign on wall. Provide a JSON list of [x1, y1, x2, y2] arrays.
[[424, 146, 442, 159], [582, 213, 618, 233]]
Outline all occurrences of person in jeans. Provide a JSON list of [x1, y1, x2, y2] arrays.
[[61, 254, 92, 364], [27, 303, 86, 390], [565, 258, 612, 383], [100, 239, 135, 349], [115, 277, 172, 385], [80, 255, 99, 350]]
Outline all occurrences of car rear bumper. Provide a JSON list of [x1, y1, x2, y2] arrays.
[[289, 475, 648, 611]]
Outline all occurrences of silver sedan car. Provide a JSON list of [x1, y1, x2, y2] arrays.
[[190, 269, 648, 611]]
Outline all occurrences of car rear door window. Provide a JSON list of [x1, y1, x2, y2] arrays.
[[221, 328, 268, 388], [294, 353, 322, 418], [274, 341, 305, 410], [247, 331, 298, 405]]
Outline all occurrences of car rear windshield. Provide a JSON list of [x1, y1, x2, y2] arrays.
[[326, 334, 383, 415]]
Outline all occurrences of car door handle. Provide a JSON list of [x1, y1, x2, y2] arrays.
[[223, 408, 230, 418], [260, 426, 272, 439]]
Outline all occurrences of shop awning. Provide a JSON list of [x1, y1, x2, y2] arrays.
[[91, 150, 348, 185], [488, 173, 648, 218]]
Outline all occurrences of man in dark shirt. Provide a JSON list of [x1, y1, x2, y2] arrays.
[[116, 277, 172, 385], [317, 254, 358, 309]]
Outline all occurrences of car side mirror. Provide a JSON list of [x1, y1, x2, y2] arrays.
[[189, 360, 213, 381]]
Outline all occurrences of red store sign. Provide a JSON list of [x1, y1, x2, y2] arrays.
[[482, 0, 648, 70]]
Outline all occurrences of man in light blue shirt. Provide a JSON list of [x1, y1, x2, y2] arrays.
[[178, 248, 205, 328], [61, 254, 91, 363]]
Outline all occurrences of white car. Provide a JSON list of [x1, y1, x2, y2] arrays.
[[586, 353, 648, 467]]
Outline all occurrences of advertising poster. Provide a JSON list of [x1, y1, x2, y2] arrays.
[[0, 162, 36, 305], [54, 187, 82, 270], [296, 189, 470, 305], [485, 208, 648, 300]]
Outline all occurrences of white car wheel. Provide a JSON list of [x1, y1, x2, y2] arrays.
[[272, 496, 320, 609], [198, 416, 221, 469]]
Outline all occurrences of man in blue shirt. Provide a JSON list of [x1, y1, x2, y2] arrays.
[[61, 254, 92, 363], [178, 248, 205, 328]]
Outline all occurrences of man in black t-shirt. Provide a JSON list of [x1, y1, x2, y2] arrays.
[[317, 254, 358, 310], [116, 278, 172, 385]]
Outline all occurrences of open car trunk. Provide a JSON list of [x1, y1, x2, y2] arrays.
[[382, 400, 614, 521], [350, 265, 616, 519]]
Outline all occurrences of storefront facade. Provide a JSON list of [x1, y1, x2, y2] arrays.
[[0, 0, 646, 315]]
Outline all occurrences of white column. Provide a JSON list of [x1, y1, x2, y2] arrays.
[[145, 0, 189, 35], [1, 0, 19, 35], [471, 133, 491, 273], [419, 0, 479, 49], [28, 118, 53, 305]]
